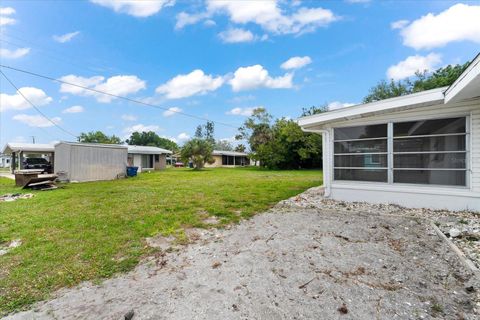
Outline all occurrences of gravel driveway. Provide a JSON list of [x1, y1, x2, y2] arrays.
[[4, 197, 479, 319]]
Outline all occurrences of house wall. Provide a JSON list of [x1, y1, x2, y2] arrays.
[[320, 99, 480, 211], [55, 143, 127, 182], [154, 154, 167, 170], [130, 153, 167, 172], [205, 155, 223, 168]]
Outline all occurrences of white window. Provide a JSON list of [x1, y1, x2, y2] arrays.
[[333, 117, 467, 186]]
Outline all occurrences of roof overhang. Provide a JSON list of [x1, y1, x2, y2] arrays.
[[298, 52, 480, 130], [298, 87, 446, 129], [444, 53, 480, 103], [127, 145, 172, 155], [2, 143, 55, 155], [212, 150, 248, 157]]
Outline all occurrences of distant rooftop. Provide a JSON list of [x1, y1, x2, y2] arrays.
[[127, 145, 172, 154], [212, 150, 248, 157]]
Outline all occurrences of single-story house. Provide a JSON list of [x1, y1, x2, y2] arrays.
[[127, 145, 172, 172], [298, 53, 480, 212], [1, 143, 55, 173], [205, 150, 251, 167], [0, 154, 11, 168], [54, 142, 128, 182]]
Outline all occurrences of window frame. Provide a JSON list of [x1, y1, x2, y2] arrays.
[[331, 114, 470, 189]]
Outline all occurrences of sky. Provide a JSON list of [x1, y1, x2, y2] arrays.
[[0, 0, 479, 147]]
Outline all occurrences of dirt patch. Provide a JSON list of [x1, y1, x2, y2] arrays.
[[4, 205, 479, 319], [277, 186, 480, 270]]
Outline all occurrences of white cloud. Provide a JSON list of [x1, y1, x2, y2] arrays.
[[327, 101, 356, 110], [13, 114, 61, 127], [398, 4, 480, 50], [218, 28, 255, 43], [387, 53, 442, 81], [177, 132, 190, 141], [0, 47, 30, 59], [62, 105, 84, 113], [124, 124, 161, 136], [0, 7, 15, 15], [226, 107, 257, 116], [59, 74, 146, 103], [229, 65, 293, 92], [121, 114, 137, 121], [90, 0, 175, 17], [204, 19, 216, 27], [163, 107, 182, 117], [0, 87, 52, 112], [53, 31, 80, 43], [178, 0, 338, 35], [281, 56, 312, 70], [0, 7, 16, 26], [390, 19, 409, 30], [175, 11, 209, 29], [155, 69, 224, 99]]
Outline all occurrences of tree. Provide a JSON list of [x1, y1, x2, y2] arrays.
[[194, 121, 215, 145], [126, 131, 178, 152], [363, 62, 470, 103], [234, 144, 246, 153], [412, 63, 469, 92], [236, 108, 322, 169], [180, 138, 214, 170], [363, 79, 411, 103], [78, 131, 122, 144], [204, 121, 215, 145], [214, 139, 233, 151], [301, 104, 328, 117], [255, 118, 322, 169], [236, 107, 273, 162]]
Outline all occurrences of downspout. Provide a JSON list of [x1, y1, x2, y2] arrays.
[[301, 128, 331, 197]]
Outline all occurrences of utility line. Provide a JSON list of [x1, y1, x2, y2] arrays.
[[0, 69, 79, 139], [0, 64, 240, 129]]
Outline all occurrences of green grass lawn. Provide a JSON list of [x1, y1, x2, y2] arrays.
[[0, 167, 321, 315]]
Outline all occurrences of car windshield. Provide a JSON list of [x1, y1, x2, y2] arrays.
[[26, 158, 48, 164]]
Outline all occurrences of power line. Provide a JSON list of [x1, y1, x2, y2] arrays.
[[0, 69, 79, 139], [0, 64, 240, 129]]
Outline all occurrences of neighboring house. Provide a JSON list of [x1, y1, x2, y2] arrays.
[[205, 150, 251, 167], [0, 154, 11, 168], [55, 142, 128, 182], [1, 143, 55, 173], [127, 145, 172, 172], [298, 53, 480, 211]]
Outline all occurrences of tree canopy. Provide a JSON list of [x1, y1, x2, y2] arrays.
[[180, 138, 214, 170], [126, 131, 178, 152], [236, 108, 322, 169], [363, 62, 470, 103], [78, 131, 122, 144], [214, 139, 234, 151], [194, 121, 215, 145]]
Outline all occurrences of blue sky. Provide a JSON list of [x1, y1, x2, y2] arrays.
[[1, 0, 479, 147]]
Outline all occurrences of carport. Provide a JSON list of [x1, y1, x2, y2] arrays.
[[1, 143, 55, 173]]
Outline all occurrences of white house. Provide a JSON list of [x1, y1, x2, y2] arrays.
[[0, 154, 11, 168], [127, 145, 172, 172], [205, 150, 251, 167], [298, 53, 480, 211]]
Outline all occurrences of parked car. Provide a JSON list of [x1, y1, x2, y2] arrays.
[[23, 158, 52, 173], [174, 162, 184, 167]]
